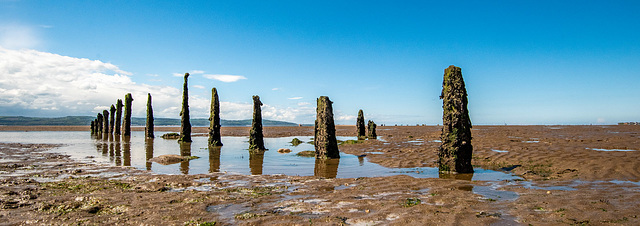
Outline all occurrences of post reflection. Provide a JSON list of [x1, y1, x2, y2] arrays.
[[145, 138, 154, 170], [109, 140, 115, 162], [208, 146, 221, 173], [179, 142, 192, 175], [357, 155, 365, 166], [314, 158, 340, 178], [123, 136, 131, 166], [101, 142, 108, 156], [114, 136, 122, 166], [438, 172, 473, 180], [249, 150, 265, 175]]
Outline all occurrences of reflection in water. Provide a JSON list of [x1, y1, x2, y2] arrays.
[[114, 136, 122, 166], [179, 142, 192, 175], [249, 150, 265, 175], [101, 142, 108, 156], [123, 136, 131, 166], [438, 172, 474, 181], [357, 155, 365, 166], [314, 158, 340, 178], [145, 138, 154, 170], [109, 141, 114, 161], [209, 146, 221, 173]]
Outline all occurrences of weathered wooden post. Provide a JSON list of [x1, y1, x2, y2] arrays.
[[102, 110, 110, 134], [249, 95, 265, 150], [208, 88, 223, 146], [115, 99, 123, 135], [123, 93, 133, 136], [97, 113, 103, 134], [90, 121, 95, 134], [145, 93, 154, 139], [367, 120, 377, 139], [109, 105, 116, 133], [356, 109, 366, 140], [178, 73, 192, 143], [438, 65, 473, 173], [314, 96, 339, 159]]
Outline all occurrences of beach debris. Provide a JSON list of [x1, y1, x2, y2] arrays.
[[102, 110, 110, 134], [314, 96, 340, 159], [290, 138, 303, 146], [367, 120, 377, 139], [249, 95, 266, 150], [109, 104, 115, 133], [114, 99, 123, 135], [438, 65, 474, 173], [296, 150, 316, 157], [357, 109, 366, 140], [178, 73, 192, 143], [145, 93, 154, 139], [161, 133, 180, 139], [277, 148, 292, 153], [148, 154, 199, 165], [208, 87, 223, 146], [123, 93, 133, 136]]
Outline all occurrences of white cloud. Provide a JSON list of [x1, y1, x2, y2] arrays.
[[298, 102, 311, 106], [288, 97, 303, 100], [192, 85, 205, 89], [0, 23, 41, 50], [272, 88, 279, 91], [146, 74, 159, 77], [0, 47, 317, 123], [203, 74, 247, 83], [172, 73, 184, 77], [189, 70, 205, 74]]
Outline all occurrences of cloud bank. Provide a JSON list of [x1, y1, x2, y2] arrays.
[[203, 74, 247, 83], [0, 47, 316, 123]]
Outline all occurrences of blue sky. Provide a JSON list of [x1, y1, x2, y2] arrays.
[[0, 0, 638, 125]]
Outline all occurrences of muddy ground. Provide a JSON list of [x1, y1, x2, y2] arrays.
[[1, 125, 639, 225]]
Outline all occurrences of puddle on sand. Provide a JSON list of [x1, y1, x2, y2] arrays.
[[0, 131, 521, 181], [492, 150, 509, 153], [206, 203, 251, 223], [586, 148, 636, 152]]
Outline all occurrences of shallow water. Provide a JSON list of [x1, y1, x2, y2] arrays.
[[586, 148, 636, 152], [0, 131, 519, 180]]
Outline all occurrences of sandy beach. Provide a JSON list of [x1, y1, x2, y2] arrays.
[[1, 125, 639, 225]]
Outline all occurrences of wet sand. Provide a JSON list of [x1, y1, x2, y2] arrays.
[[1, 125, 640, 225]]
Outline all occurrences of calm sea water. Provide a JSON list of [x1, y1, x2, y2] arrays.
[[0, 131, 519, 180]]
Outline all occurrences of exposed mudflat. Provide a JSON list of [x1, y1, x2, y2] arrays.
[[1, 125, 640, 225]]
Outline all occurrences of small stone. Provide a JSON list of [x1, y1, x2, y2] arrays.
[[277, 148, 292, 153]]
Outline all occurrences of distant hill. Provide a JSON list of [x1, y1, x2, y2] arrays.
[[0, 116, 301, 127]]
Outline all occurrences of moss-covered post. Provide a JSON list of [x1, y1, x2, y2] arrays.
[[314, 96, 339, 159], [96, 113, 103, 134], [109, 105, 115, 134], [208, 88, 223, 146], [178, 73, 192, 143], [123, 93, 133, 137], [90, 120, 95, 134], [367, 120, 377, 139], [249, 95, 265, 150], [438, 65, 473, 174], [115, 99, 123, 135], [356, 109, 366, 140], [145, 93, 154, 139], [102, 110, 109, 134]]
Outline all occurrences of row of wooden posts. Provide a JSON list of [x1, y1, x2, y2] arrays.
[[90, 65, 473, 173]]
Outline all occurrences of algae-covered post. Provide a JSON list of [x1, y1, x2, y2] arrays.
[[249, 95, 265, 150], [145, 93, 154, 139], [438, 65, 473, 173], [314, 96, 339, 159], [115, 99, 123, 135], [109, 105, 116, 133], [102, 110, 110, 134], [97, 113, 103, 134], [208, 87, 223, 146], [367, 120, 377, 139], [178, 73, 192, 143], [123, 93, 133, 136], [356, 109, 366, 140]]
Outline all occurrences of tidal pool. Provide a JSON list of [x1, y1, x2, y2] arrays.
[[0, 131, 519, 180]]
